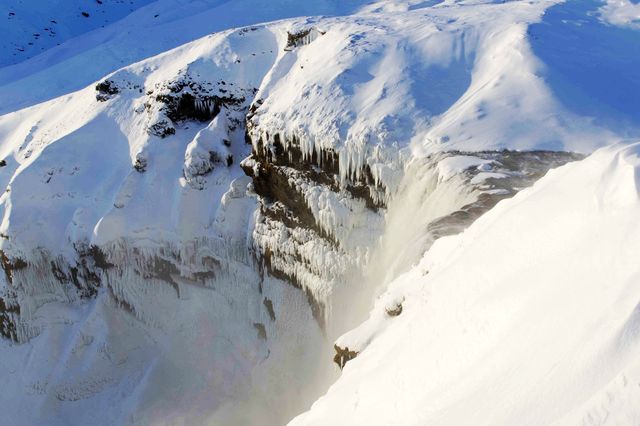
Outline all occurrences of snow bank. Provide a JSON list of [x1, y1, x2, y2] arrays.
[[291, 142, 640, 425]]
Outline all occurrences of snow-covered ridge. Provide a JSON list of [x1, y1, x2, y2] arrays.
[[248, 0, 619, 198], [0, 0, 389, 114]]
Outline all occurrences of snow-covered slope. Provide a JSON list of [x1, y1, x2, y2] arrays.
[[0, 0, 372, 114], [291, 142, 640, 426], [0, 0, 639, 424], [1, 0, 156, 68]]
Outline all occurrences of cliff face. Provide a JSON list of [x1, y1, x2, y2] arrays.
[[0, 0, 633, 424]]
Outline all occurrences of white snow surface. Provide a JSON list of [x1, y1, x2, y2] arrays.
[[292, 142, 640, 426], [600, 0, 640, 29], [436, 155, 493, 182], [0, 0, 639, 424]]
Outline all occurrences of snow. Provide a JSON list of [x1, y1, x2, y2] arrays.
[[470, 171, 507, 185], [436, 155, 493, 182], [2, 0, 617, 295], [291, 142, 640, 425], [600, 0, 640, 29], [248, 0, 631, 200], [0, 0, 639, 424]]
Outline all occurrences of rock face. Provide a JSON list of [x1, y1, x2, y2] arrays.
[[285, 27, 325, 51], [95, 79, 120, 102], [241, 130, 384, 327], [333, 344, 358, 369]]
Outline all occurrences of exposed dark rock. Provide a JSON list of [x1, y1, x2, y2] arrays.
[[346, 181, 384, 211], [156, 92, 221, 123], [148, 120, 175, 138], [250, 162, 317, 227], [385, 301, 403, 317], [202, 255, 222, 270], [243, 132, 382, 329], [285, 28, 325, 51], [144, 256, 181, 297], [263, 297, 276, 321], [134, 156, 147, 173], [190, 256, 219, 283], [243, 135, 344, 222], [246, 132, 385, 208], [50, 258, 100, 300], [0, 250, 27, 285], [95, 79, 119, 101], [107, 286, 136, 317], [253, 322, 267, 340], [246, 98, 263, 123], [86, 245, 114, 270], [153, 78, 245, 124], [193, 270, 216, 283], [249, 163, 339, 247], [0, 296, 19, 341], [333, 344, 358, 369], [249, 133, 340, 179]]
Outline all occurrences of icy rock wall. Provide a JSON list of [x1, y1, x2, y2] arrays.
[[243, 117, 583, 337]]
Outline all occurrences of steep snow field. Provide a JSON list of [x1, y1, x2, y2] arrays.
[[0, 0, 639, 425], [292, 142, 640, 426]]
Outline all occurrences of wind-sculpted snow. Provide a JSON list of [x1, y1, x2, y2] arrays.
[[0, 0, 638, 424], [529, 0, 640, 132], [292, 142, 640, 426], [249, 0, 618, 200], [600, 0, 640, 29], [0, 0, 382, 113]]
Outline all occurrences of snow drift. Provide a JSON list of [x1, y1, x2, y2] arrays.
[[291, 142, 640, 426]]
